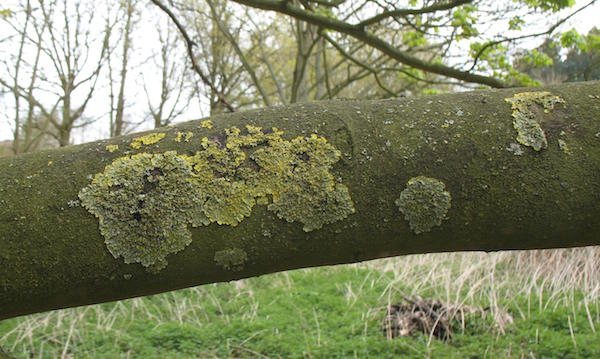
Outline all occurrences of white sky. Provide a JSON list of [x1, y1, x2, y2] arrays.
[[0, 0, 599, 143]]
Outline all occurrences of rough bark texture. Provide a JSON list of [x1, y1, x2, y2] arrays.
[[1, 81, 600, 320]]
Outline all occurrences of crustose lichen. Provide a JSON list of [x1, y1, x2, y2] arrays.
[[395, 176, 451, 234], [130, 132, 166, 149], [79, 126, 355, 272]]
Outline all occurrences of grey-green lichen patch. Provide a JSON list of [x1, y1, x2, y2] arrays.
[[395, 176, 451, 234], [78, 152, 200, 273], [506, 142, 523, 156], [79, 125, 354, 272], [505, 92, 566, 151], [214, 248, 248, 271]]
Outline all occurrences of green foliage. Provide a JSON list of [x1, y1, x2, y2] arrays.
[[508, 16, 526, 31], [514, 27, 600, 83], [469, 41, 543, 86], [451, 5, 479, 39], [518, 0, 575, 12], [560, 29, 586, 50], [314, 6, 335, 19], [519, 49, 553, 67], [402, 31, 427, 47]]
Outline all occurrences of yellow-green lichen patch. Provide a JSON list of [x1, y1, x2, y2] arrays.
[[505, 92, 565, 151], [175, 132, 193, 143], [106, 144, 119, 153], [395, 176, 451, 234], [130, 132, 166, 149], [182, 126, 355, 231], [558, 139, 571, 155], [79, 125, 354, 272], [201, 120, 213, 129], [214, 248, 248, 271]]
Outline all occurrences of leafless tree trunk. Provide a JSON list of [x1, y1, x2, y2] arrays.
[[108, 0, 137, 137], [144, 22, 191, 128]]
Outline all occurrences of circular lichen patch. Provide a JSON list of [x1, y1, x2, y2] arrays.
[[395, 176, 451, 234]]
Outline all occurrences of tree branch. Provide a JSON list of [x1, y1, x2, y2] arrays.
[[358, 0, 473, 28], [1, 81, 599, 320], [229, 0, 508, 87]]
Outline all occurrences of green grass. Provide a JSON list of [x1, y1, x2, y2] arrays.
[[1, 249, 599, 358]]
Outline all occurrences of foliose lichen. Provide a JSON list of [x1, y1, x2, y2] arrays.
[[395, 176, 451, 234], [130, 132, 166, 149], [78, 151, 199, 273], [214, 248, 248, 271], [79, 125, 354, 272], [106, 144, 119, 153], [505, 92, 565, 151], [201, 120, 213, 129]]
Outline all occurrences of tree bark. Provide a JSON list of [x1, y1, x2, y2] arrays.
[[1, 81, 600, 320]]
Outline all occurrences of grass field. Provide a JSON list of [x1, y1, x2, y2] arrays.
[[1, 248, 599, 358]]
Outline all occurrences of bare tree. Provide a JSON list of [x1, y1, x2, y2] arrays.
[[107, 0, 138, 137], [143, 16, 191, 128], [0, 0, 114, 147], [0, 0, 48, 154]]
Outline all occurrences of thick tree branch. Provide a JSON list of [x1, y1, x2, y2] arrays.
[[1, 81, 599, 320]]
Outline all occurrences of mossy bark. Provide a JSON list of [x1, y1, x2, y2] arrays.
[[1, 81, 600, 320]]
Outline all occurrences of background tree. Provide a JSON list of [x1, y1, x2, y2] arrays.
[[0, 0, 114, 148], [143, 12, 192, 128], [515, 27, 600, 84], [107, 0, 138, 137]]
